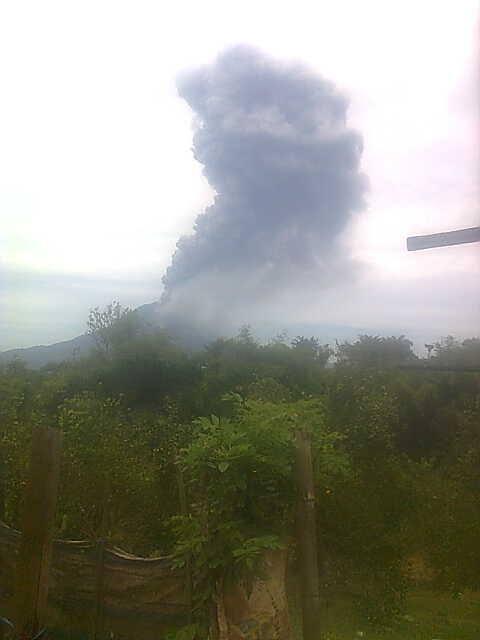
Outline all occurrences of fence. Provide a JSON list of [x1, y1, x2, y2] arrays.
[[0, 520, 291, 640], [0, 521, 189, 639], [0, 426, 295, 639]]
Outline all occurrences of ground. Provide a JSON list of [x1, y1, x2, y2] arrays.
[[317, 590, 480, 640], [45, 589, 480, 639]]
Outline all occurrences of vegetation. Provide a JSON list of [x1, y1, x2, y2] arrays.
[[300, 590, 480, 639], [1, 304, 479, 635]]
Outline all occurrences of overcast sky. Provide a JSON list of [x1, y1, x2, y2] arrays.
[[1, 0, 479, 350]]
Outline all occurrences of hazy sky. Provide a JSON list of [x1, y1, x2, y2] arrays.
[[1, 0, 479, 350]]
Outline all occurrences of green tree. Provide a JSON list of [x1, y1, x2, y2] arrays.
[[431, 335, 480, 368], [171, 397, 345, 627], [86, 301, 134, 356], [0, 362, 37, 525], [336, 335, 417, 369], [57, 393, 160, 549]]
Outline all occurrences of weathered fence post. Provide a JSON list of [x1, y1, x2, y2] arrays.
[[0, 467, 5, 523], [175, 459, 193, 621], [15, 426, 62, 638], [93, 476, 109, 640], [93, 538, 106, 640], [295, 428, 321, 640], [0, 464, 5, 640]]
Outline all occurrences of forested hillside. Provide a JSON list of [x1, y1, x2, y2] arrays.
[[1, 305, 479, 632]]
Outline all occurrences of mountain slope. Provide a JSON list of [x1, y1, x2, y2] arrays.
[[0, 300, 388, 369], [0, 333, 95, 369]]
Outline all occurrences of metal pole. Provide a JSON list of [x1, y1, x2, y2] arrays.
[[407, 226, 480, 251]]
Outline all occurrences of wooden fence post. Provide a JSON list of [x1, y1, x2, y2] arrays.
[[0, 463, 5, 640], [15, 426, 62, 638], [175, 460, 193, 621], [295, 428, 321, 640], [93, 475, 110, 640], [0, 467, 5, 523], [93, 538, 106, 640]]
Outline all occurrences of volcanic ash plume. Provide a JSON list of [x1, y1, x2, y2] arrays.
[[160, 46, 367, 334]]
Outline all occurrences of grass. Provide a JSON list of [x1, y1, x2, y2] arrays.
[[46, 589, 480, 639], [317, 590, 480, 640]]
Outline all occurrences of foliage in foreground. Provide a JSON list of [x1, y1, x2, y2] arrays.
[[1, 307, 479, 626]]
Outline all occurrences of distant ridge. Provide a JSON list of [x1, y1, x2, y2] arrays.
[[1, 300, 414, 369], [0, 333, 95, 369], [0, 302, 162, 369]]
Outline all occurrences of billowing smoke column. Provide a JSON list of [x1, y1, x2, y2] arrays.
[[160, 46, 367, 334]]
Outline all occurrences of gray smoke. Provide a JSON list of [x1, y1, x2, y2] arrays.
[[160, 46, 367, 333]]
